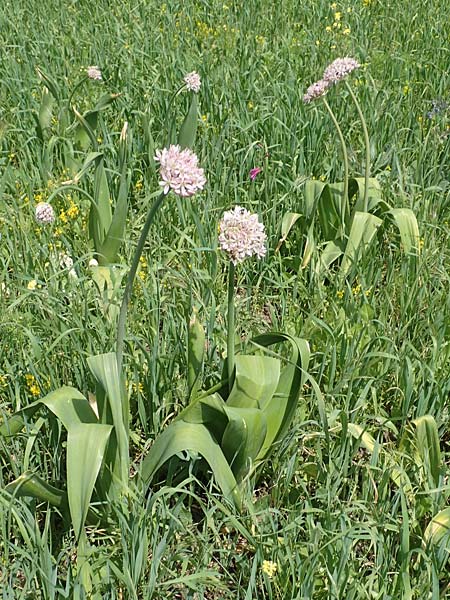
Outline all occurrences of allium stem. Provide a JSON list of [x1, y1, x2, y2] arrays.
[[116, 191, 166, 372], [323, 97, 349, 235], [345, 81, 371, 212], [227, 260, 236, 393]]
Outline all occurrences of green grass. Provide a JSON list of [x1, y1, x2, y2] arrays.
[[1, 0, 450, 597]]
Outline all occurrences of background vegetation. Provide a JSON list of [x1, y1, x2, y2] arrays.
[[0, 0, 449, 597]]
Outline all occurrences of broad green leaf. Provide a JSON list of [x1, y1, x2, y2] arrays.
[[36, 67, 60, 102], [226, 355, 280, 410], [350, 177, 382, 212], [221, 406, 267, 482], [37, 86, 54, 140], [301, 222, 315, 269], [6, 472, 66, 508], [178, 93, 198, 149], [73, 107, 98, 150], [187, 308, 205, 400], [179, 393, 228, 443], [424, 508, 450, 547], [317, 240, 343, 273], [87, 354, 129, 487], [340, 211, 382, 275], [67, 423, 112, 539], [91, 157, 112, 260], [276, 212, 302, 252], [412, 415, 441, 487], [140, 420, 241, 509], [98, 126, 130, 264], [389, 208, 420, 254], [0, 405, 40, 437], [347, 423, 377, 453], [317, 182, 344, 241], [304, 179, 327, 220], [250, 333, 310, 459], [40, 386, 98, 429]]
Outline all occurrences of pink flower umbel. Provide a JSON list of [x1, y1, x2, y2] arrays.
[[35, 202, 55, 224], [218, 206, 267, 264], [303, 79, 330, 103], [183, 71, 201, 93], [155, 145, 206, 197], [249, 166, 263, 181], [323, 57, 360, 84], [87, 66, 102, 81]]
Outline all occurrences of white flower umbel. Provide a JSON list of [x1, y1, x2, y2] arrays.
[[87, 66, 102, 81], [323, 57, 360, 84], [35, 202, 55, 224], [183, 71, 201, 93], [303, 79, 330, 103], [154, 145, 206, 197], [218, 206, 267, 265]]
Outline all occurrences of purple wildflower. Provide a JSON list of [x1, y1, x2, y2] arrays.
[[303, 79, 331, 103], [249, 166, 263, 181]]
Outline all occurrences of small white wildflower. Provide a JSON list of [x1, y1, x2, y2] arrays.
[[35, 202, 55, 224], [218, 206, 267, 265], [154, 144, 206, 197], [59, 253, 78, 278], [87, 66, 102, 81], [183, 71, 201, 93], [89, 258, 99, 267], [323, 57, 360, 84], [27, 279, 37, 291]]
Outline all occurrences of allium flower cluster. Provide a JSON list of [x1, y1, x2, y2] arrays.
[[87, 66, 102, 81], [323, 57, 360, 84], [218, 206, 267, 265], [303, 57, 360, 104], [183, 71, 201, 93], [35, 202, 55, 224], [303, 79, 330, 103], [155, 145, 206, 197]]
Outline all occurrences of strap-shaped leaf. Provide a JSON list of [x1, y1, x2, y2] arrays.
[[250, 333, 310, 459], [226, 355, 280, 410], [411, 415, 441, 488], [350, 177, 382, 212], [140, 421, 241, 509], [221, 406, 267, 482], [317, 182, 344, 241], [389, 208, 420, 254], [1, 386, 96, 439], [6, 472, 66, 507], [178, 93, 198, 150], [276, 212, 302, 252], [67, 423, 112, 539], [304, 179, 327, 220], [87, 353, 129, 488], [340, 211, 382, 275]]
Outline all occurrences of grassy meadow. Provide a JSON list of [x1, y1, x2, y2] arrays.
[[1, 0, 450, 597]]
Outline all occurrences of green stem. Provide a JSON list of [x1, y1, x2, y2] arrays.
[[345, 80, 371, 212], [116, 191, 166, 372], [227, 261, 236, 393], [323, 97, 349, 236], [67, 76, 89, 111]]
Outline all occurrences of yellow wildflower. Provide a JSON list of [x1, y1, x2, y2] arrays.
[[336, 290, 344, 299], [27, 279, 37, 290], [67, 202, 79, 219], [262, 560, 278, 578], [334, 11, 342, 20]]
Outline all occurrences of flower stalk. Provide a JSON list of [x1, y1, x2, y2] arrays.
[[227, 261, 236, 392], [344, 80, 371, 212], [116, 191, 166, 372]]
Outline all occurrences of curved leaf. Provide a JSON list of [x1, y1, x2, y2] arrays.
[[389, 208, 420, 254], [340, 211, 382, 275], [67, 423, 112, 539], [140, 421, 241, 509], [226, 355, 280, 410]]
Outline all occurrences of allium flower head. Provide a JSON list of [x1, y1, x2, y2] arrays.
[[323, 57, 360, 84], [218, 206, 267, 265], [87, 66, 102, 81], [249, 166, 263, 181], [303, 79, 330, 103], [155, 145, 206, 197], [184, 71, 201, 93], [35, 202, 55, 224]]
